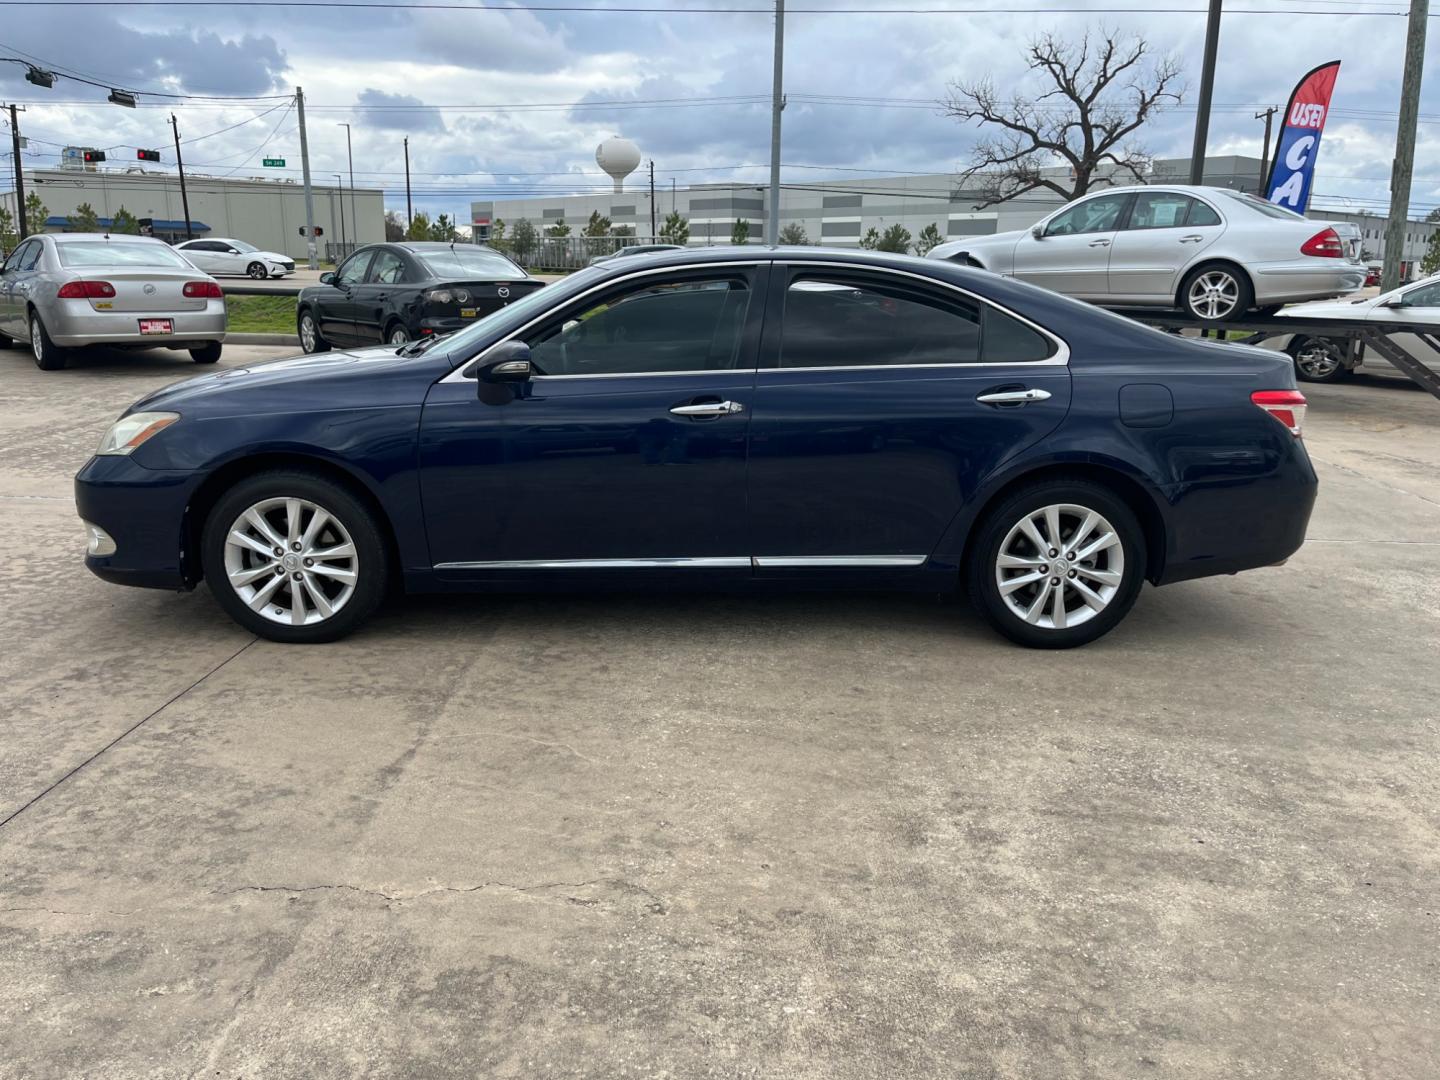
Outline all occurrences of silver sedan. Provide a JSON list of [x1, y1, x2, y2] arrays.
[[0, 233, 227, 371], [928, 185, 1366, 324]]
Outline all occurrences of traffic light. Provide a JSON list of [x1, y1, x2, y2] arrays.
[[137, 149, 161, 163], [82, 150, 106, 164]]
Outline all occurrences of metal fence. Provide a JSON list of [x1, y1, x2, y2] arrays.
[[498, 235, 677, 272]]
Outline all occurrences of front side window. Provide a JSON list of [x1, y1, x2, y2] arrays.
[[368, 250, 408, 285], [335, 251, 373, 286], [1128, 192, 1198, 230], [528, 276, 752, 376], [780, 275, 1055, 367], [1045, 194, 1129, 237], [57, 241, 189, 269]]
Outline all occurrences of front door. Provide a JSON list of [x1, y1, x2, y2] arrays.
[[317, 249, 374, 346], [746, 266, 1072, 568], [1107, 191, 1225, 301], [420, 264, 767, 572], [1011, 191, 1132, 299]]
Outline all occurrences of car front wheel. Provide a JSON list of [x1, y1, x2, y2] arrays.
[[1288, 335, 1349, 383], [298, 309, 330, 354], [967, 480, 1145, 649], [201, 471, 388, 643]]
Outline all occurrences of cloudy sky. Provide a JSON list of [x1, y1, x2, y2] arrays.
[[3, 1, 1439, 225]]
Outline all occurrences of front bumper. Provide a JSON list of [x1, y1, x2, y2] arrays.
[[48, 300, 227, 348], [1252, 262, 1367, 305], [74, 455, 203, 590]]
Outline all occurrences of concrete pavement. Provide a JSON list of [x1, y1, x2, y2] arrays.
[[1, 342, 1437, 1078]]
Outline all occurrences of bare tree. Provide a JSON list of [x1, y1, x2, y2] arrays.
[[943, 30, 1182, 207]]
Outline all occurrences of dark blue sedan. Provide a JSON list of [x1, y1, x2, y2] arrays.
[[75, 247, 1317, 648]]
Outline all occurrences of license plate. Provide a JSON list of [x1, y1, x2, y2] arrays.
[[459, 308, 477, 319], [138, 318, 173, 335]]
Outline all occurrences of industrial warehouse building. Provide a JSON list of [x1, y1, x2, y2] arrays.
[[473, 154, 1436, 271], [12, 160, 385, 259]]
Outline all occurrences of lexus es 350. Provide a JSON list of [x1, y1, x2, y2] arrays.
[[75, 247, 1317, 648]]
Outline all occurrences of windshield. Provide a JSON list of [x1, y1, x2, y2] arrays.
[[230, 240, 259, 253], [435, 265, 606, 363], [418, 247, 526, 280], [57, 242, 191, 268], [1219, 190, 1304, 221]]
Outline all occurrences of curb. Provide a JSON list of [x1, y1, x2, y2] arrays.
[[228, 333, 300, 346]]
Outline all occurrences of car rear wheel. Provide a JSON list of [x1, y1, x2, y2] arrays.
[[1180, 263, 1253, 324], [190, 342, 223, 364], [298, 308, 330, 354], [967, 480, 1145, 649], [28, 311, 67, 371], [1288, 335, 1349, 383], [386, 322, 409, 346], [201, 471, 388, 643], [247, 262, 268, 279]]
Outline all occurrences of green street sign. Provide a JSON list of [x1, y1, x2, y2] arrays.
[[262, 158, 285, 167]]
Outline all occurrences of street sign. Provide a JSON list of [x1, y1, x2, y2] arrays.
[[262, 158, 286, 167]]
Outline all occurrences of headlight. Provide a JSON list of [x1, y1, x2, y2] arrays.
[[96, 411, 180, 456]]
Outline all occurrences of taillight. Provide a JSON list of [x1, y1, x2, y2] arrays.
[[1300, 227, 1344, 258], [183, 281, 224, 298], [1252, 390, 1307, 437], [57, 280, 116, 299]]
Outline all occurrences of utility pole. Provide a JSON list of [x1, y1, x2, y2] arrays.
[[1189, 0, 1223, 185], [338, 123, 356, 245], [403, 136, 412, 226], [648, 159, 656, 237], [1254, 106, 1277, 194], [1382, 0, 1429, 293], [169, 114, 193, 241], [8, 103, 25, 240], [296, 86, 318, 269], [766, 0, 785, 244]]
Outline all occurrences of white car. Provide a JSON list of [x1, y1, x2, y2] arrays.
[[928, 185, 1366, 324], [1275, 274, 1440, 383], [174, 238, 295, 280]]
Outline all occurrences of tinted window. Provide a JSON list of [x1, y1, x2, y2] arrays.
[[1127, 192, 1194, 230], [529, 277, 751, 376], [1045, 194, 1129, 236], [56, 242, 189, 268], [417, 247, 525, 280], [1189, 200, 1222, 227], [781, 277, 980, 367], [368, 250, 408, 285], [335, 251, 373, 286]]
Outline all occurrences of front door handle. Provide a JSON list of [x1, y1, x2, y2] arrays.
[[670, 400, 745, 418], [1088, 238, 1111, 247], [976, 388, 1052, 406], [1179, 234, 1204, 243]]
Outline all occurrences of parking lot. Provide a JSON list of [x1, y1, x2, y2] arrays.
[[1, 342, 1437, 1077]]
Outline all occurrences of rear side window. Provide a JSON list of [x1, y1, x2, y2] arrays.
[[780, 276, 1054, 367]]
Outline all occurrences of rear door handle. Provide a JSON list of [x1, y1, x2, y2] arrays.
[[1089, 238, 1111, 247], [976, 388, 1052, 406], [670, 400, 745, 418]]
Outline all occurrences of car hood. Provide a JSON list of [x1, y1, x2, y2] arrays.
[[126, 345, 435, 416]]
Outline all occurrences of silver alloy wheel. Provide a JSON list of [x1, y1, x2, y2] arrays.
[[994, 503, 1125, 631], [299, 313, 318, 352], [1294, 337, 1343, 379], [223, 497, 359, 626], [388, 326, 409, 345], [1187, 270, 1241, 320], [30, 318, 42, 361]]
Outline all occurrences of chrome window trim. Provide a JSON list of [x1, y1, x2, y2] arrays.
[[438, 260, 765, 385], [438, 257, 1070, 384], [433, 555, 928, 571]]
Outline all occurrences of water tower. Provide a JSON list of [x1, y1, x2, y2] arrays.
[[595, 136, 641, 194]]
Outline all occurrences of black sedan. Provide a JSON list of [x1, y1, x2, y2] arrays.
[[296, 242, 544, 352]]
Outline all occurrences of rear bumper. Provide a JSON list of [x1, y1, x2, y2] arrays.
[[47, 300, 227, 347], [74, 455, 201, 590], [1251, 262, 1367, 305]]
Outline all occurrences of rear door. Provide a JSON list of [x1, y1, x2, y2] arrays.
[[1107, 192, 1225, 301], [746, 265, 1072, 568], [1010, 192, 1132, 299]]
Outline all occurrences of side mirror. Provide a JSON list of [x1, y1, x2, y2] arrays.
[[319, 272, 335, 285], [1031, 224, 1046, 240]]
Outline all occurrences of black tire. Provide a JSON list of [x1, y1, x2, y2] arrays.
[[27, 309, 67, 371], [297, 308, 330, 354], [1178, 262, 1254, 324], [201, 470, 389, 644], [966, 479, 1146, 649], [384, 321, 410, 346], [1287, 335, 1350, 383], [190, 342, 223, 364], [246, 261, 268, 279]]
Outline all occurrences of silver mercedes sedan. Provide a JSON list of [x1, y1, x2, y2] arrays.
[[928, 185, 1366, 324], [0, 233, 227, 370]]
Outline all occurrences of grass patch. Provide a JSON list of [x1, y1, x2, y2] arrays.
[[226, 294, 297, 335]]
